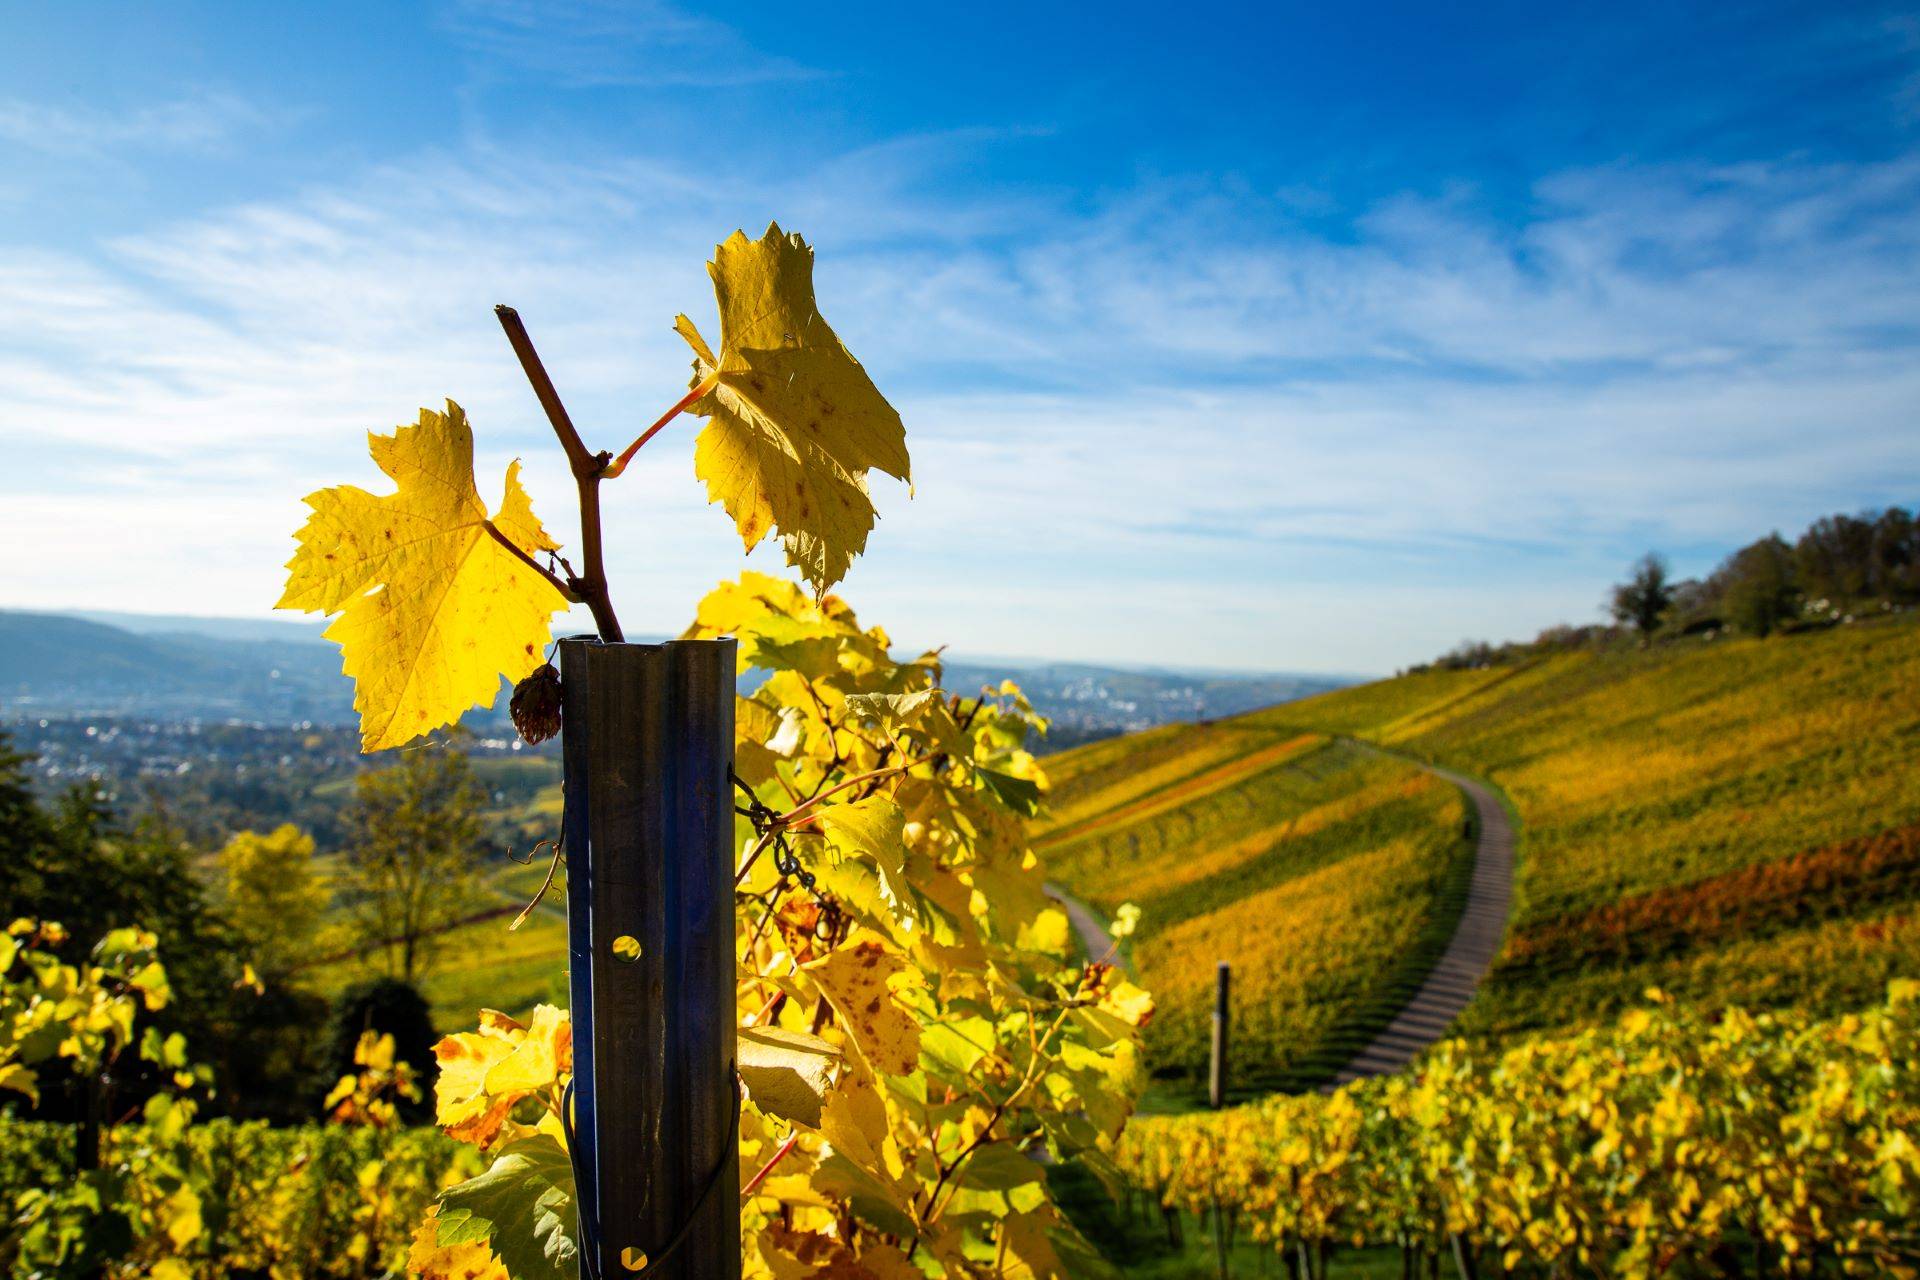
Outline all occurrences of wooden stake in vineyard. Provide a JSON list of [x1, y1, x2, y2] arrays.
[[1210, 961, 1231, 1110]]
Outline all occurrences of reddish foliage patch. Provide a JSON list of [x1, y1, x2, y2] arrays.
[[1508, 822, 1920, 970]]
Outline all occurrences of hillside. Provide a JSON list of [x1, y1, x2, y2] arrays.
[[0, 610, 356, 723], [1247, 610, 1920, 1040], [1043, 609, 1920, 1102], [1039, 726, 1472, 1096]]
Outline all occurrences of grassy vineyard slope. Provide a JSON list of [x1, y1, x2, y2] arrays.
[[1039, 726, 1471, 1095], [1241, 610, 1920, 1040]]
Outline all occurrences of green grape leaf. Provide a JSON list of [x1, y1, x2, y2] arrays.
[[918, 1015, 996, 1078], [957, 1144, 1048, 1218], [432, 1134, 578, 1280], [974, 765, 1043, 817], [810, 1153, 918, 1239], [816, 797, 918, 932]]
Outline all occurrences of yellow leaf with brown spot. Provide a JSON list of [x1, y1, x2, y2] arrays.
[[804, 936, 921, 1077], [676, 225, 909, 592], [278, 401, 569, 752]]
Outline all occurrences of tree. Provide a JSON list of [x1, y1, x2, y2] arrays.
[[0, 754, 326, 1121], [1870, 506, 1918, 603], [218, 824, 328, 979], [1723, 534, 1800, 637], [340, 740, 487, 983], [1610, 553, 1676, 641], [1793, 513, 1875, 605], [0, 732, 55, 911]]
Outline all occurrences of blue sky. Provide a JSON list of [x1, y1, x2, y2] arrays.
[[3, 1, 1917, 674]]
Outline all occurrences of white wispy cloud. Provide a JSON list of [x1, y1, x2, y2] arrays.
[[2, 128, 1916, 672], [0, 89, 276, 158], [438, 0, 818, 87]]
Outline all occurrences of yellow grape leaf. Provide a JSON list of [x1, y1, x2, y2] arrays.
[[818, 1049, 895, 1177], [323, 1073, 356, 1112], [676, 225, 910, 592], [847, 1245, 923, 1280], [0, 1064, 39, 1105], [161, 1185, 203, 1249], [354, 1030, 397, 1071], [410, 1207, 510, 1280], [483, 1003, 571, 1096], [738, 1025, 840, 1129], [278, 401, 569, 752], [734, 695, 793, 786], [1097, 978, 1155, 1028], [814, 1245, 924, 1280], [433, 1007, 567, 1149], [805, 937, 921, 1077], [999, 1207, 1073, 1279]]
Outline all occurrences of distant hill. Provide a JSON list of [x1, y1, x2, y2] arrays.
[[941, 660, 1351, 742], [0, 611, 354, 722], [0, 610, 1351, 740], [70, 609, 332, 645]]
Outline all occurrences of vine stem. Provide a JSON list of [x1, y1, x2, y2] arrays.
[[494, 305, 625, 642], [921, 1007, 1072, 1228], [741, 1132, 800, 1200], [603, 370, 720, 479], [483, 521, 580, 603], [906, 1006, 1073, 1265], [776, 752, 937, 828]]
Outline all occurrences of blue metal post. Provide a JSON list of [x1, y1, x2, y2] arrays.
[[560, 636, 738, 1280]]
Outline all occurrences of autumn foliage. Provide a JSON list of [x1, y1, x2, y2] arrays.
[[270, 226, 1150, 1277], [407, 578, 1152, 1278]]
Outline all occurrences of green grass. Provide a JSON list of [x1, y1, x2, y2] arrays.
[[1050, 1159, 1405, 1279], [306, 831, 571, 1031]]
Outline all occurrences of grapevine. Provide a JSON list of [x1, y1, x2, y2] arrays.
[[264, 225, 1155, 1278], [412, 576, 1154, 1278], [1114, 982, 1920, 1276]]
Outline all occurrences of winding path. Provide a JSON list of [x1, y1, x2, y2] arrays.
[[1329, 748, 1515, 1086], [1042, 738, 1517, 1088], [1046, 883, 1126, 974]]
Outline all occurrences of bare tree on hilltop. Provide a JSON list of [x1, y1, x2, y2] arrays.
[[1610, 552, 1676, 643]]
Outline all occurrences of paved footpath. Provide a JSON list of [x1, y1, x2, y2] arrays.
[[1329, 748, 1516, 1086], [1046, 883, 1126, 973], [1040, 740, 1515, 1086]]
